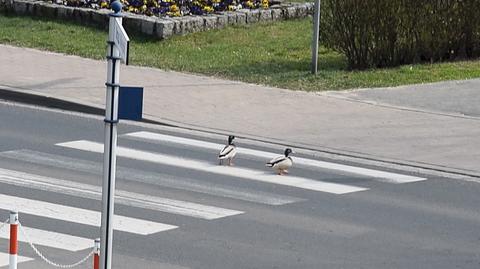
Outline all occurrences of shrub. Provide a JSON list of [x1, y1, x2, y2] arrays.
[[320, 0, 480, 70]]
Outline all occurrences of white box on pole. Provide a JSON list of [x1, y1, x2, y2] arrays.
[[113, 18, 130, 65]]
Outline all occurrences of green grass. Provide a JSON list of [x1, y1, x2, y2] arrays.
[[1, 14, 480, 91]]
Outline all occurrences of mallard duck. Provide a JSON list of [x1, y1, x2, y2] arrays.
[[266, 148, 294, 175], [218, 135, 237, 166]]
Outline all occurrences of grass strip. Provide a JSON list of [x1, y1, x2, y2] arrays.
[[1, 14, 479, 91]]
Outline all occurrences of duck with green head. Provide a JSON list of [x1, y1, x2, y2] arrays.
[[218, 135, 237, 166], [266, 148, 294, 175]]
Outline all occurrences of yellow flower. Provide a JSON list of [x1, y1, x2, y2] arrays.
[[100, 1, 108, 8], [170, 4, 178, 12], [167, 10, 181, 16], [203, 6, 213, 12]]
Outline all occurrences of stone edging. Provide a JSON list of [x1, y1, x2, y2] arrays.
[[0, 0, 313, 39]]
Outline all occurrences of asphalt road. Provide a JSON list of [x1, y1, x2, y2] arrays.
[[0, 100, 479, 269]]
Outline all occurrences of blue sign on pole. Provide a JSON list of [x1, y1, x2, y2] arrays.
[[119, 86, 143, 121]]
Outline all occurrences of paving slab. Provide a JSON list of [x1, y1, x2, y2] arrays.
[[326, 80, 480, 117], [1, 44, 479, 177]]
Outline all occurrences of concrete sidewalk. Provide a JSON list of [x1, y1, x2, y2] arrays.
[[1, 44, 479, 178]]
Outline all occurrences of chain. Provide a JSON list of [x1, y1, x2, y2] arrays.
[[19, 221, 95, 268]]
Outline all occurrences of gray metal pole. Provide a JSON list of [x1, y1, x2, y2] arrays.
[[311, 0, 321, 74], [100, 4, 122, 269]]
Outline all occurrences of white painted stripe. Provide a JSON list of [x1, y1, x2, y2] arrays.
[[0, 194, 177, 235], [0, 168, 243, 220], [0, 252, 32, 267], [0, 149, 302, 205], [0, 225, 92, 251], [57, 140, 367, 194], [124, 131, 427, 183]]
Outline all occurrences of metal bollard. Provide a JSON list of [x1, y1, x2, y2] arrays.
[[9, 211, 18, 269]]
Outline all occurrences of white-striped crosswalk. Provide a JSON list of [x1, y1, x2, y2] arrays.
[[0, 194, 178, 235], [0, 226, 92, 251], [0, 149, 304, 205], [0, 131, 428, 267], [0, 168, 243, 220], [124, 131, 427, 184], [57, 140, 369, 194]]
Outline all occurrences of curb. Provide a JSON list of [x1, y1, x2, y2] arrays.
[[0, 87, 104, 115]]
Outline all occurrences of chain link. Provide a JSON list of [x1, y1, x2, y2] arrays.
[[19, 221, 95, 268]]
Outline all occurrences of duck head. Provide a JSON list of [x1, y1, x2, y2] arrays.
[[284, 148, 294, 157], [228, 135, 235, 145]]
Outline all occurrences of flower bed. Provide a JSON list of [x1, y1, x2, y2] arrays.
[[0, 0, 313, 39], [49, 0, 269, 17]]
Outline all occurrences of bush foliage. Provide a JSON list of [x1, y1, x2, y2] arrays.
[[320, 0, 480, 70]]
